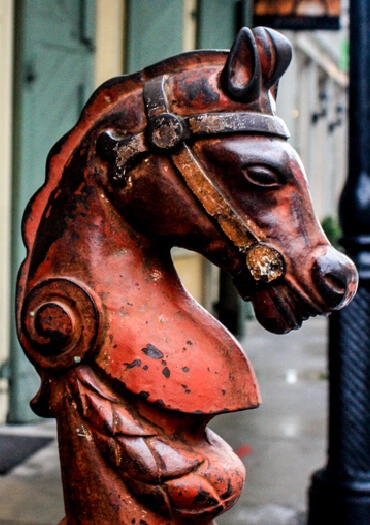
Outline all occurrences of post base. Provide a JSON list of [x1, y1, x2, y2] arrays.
[[308, 468, 370, 525]]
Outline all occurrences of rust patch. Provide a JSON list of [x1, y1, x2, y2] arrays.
[[139, 391, 149, 400], [141, 344, 164, 359], [125, 359, 141, 370], [246, 243, 285, 283]]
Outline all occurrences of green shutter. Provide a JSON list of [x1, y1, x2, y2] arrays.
[[197, 0, 253, 49], [126, 0, 184, 72], [9, 0, 96, 423], [197, 0, 239, 49]]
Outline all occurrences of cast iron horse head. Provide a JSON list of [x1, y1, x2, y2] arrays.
[[17, 27, 357, 525]]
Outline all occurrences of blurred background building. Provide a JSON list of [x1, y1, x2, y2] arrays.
[[0, 0, 349, 423]]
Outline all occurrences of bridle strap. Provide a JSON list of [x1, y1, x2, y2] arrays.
[[142, 76, 286, 284], [171, 143, 285, 284], [171, 143, 256, 252]]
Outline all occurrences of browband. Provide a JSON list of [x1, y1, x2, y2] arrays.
[[144, 76, 290, 151], [97, 75, 290, 174]]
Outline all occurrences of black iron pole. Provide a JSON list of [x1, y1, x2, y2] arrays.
[[308, 1, 370, 523]]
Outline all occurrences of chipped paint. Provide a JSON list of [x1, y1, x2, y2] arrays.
[[246, 244, 285, 283], [141, 344, 163, 359]]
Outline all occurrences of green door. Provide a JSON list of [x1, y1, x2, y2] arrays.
[[9, 0, 96, 423]]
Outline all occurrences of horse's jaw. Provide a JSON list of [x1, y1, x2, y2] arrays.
[[233, 246, 358, 335], [248, 283, 318, 335]]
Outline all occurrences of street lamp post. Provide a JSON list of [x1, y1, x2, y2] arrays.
[[308, 1, 370, 523]]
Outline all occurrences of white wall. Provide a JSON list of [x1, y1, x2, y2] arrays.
[[0, 0, 14, 422], [95, 0, 125, 87], [277, 30, 348, 222]]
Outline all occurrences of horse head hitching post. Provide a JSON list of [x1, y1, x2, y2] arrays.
[[16, 27, 357, 525]]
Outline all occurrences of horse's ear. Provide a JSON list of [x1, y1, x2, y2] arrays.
[[252, 27, 292, 92], [220, 27, 261, 102]]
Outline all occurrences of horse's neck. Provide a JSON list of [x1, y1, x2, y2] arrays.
[[86, 201, 260, 413], [28, 185, 256, 522], [28, 186, 259, 413]]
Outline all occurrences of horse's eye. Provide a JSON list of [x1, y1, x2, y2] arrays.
[[242, 165, 281, 187]]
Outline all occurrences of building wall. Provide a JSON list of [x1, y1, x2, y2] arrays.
[[0, 0, 14, 423], [277, 29, 349, 222], [94, 0, 125, 86]]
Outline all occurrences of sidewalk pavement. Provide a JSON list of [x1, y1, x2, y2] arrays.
[[0, 316, 329, 525]]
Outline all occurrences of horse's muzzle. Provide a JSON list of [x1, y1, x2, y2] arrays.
[[312, 246, 358, 310]]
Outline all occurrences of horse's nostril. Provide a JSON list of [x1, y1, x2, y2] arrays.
[[315, 272, 346, 309], [313, 248, 358, 310], [322, 273, 345, 296]]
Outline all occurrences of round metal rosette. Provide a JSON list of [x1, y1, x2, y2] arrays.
[[246, 243, 285, 284], [20, 278, 101, 370], [147, 113, 184, 150]]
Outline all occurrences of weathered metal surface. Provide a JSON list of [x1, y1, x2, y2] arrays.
[[16, 27, 357, 524]]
